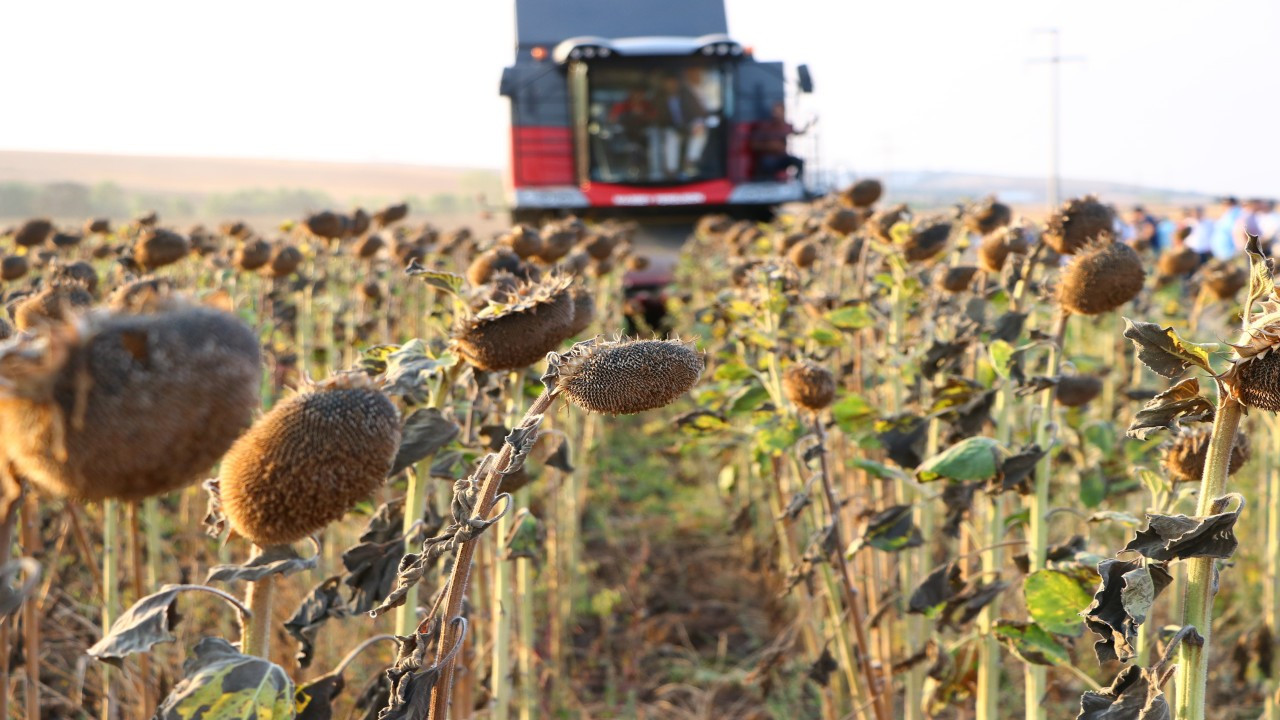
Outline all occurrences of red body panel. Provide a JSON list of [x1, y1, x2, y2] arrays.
[[511, 126, 575, 186]]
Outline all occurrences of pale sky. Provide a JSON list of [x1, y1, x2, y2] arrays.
[[1, 0, 1277, 196]]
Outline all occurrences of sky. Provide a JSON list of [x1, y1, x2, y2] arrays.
[[1, 0, 1277, 196]]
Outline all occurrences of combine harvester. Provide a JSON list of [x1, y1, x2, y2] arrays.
[[500, 0, 818, 227]]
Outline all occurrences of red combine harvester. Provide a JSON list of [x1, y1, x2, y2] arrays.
[[500, 0, 814, 227]]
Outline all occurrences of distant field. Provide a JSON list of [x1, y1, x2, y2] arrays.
[[0, 150, 507, 233], [0, 150, 501, 201]]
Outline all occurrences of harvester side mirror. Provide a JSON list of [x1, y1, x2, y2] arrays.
[[797, 64, 814, 93]]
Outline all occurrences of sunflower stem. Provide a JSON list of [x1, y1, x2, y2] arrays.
[[430, 388, 559, 720], [241, 544, 277, 659], [1025, 308, 1068, 720], [1174, 396, 1243, 720]]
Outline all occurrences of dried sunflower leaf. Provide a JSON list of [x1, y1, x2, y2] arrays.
[[1243, 234, 1274, 328], [807, 647, 839, 687], [940, 482, 979, 538], [1122, 318, 1215, 379], [993, 444, 1045, 495], [155, 637, 294, 720], [1083, 558, 1172, 664], [908, 562, 963, 618], [875, 414, 927, 469], [1077, 663, 1172, 720], [1126, 378, 1214, 440], [295, 673, 345, 720], [87, 584, 185, 667], [206, 544, 319, 585], [848, 505, 923, 554], [939, 579, 1007, 631], [391, 408, 461, 477], [285, 577, 349, 669], [1123, 495, 1243, 561]]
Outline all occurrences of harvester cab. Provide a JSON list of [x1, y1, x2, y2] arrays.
[[500, 0, 815, 225]]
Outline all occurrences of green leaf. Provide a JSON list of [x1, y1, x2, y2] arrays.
[[809, 326, 842, 347], [728, 383, 771, 415], [1122, 318, 1216, 379], [988, 340, 1014, 379], [1023, 570, 1090, 637], [993, 620, 1070, 666], [1079, 469, 1106, 509], [755, 417, 804, 456], [156, 637, 294, 720], [1081, 421, 1116, 456], [826, 305, 873, 330], [713, 360, 754, 382], [916, 436, 1007, 483], [851, 458, 901, 481], [831, 393, 873, 434]]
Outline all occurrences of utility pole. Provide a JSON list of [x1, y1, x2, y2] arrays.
[[1030, 29, 1083, 209]]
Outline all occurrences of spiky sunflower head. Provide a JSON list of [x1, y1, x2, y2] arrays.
[[1042, 195, 1116, 255], [453, 274, 576, 371], [1163, 424, 1250, 483], [550, 337, 703, 415], [782, 359, 836, 411], [1056, 239, 1145, 315]]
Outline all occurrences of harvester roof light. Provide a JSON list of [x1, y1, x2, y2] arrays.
[[730, 45, 743, 56], [569, 48, 583, 59], [531, 45, 547, 61], [599, 47, 611, 57], [715, 43, 730, 55], [583, 46, 596, 58], [700, 46, 715, 56]]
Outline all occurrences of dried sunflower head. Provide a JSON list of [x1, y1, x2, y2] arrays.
[[1057, 239, 1145, 315], [453, 274, 577, 371], [551, 337, 703, 415], [1163, 425, 1250, 483], [220, 372, 400, 545], [0, 302, 261, 501], [1043, 195, 1116, 255], [783, 360, 836, 411], [1223, 241, 1280, 411]]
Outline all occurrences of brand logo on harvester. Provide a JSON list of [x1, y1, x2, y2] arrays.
[[612, 192, 707, 206]]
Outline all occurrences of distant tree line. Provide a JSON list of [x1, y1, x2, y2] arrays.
[[0, 180, 492, 221]]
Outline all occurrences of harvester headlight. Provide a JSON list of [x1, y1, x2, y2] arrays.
[[599, 47, 611, 57], [583, 47, 596, 58], [701, 46, 715, 56], [715, 43, 730, 55], [569, 48, 583, 59]]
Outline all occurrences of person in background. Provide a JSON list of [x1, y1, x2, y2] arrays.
[[750, 101, 810, 181], [1210, 196, 1243, 259], [1126, 205, 1160, 252], [654, 72, 708, 180], [608, 87, 655, 179], [1181, 206, 1214, 264]]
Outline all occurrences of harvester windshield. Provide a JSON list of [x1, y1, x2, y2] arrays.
[[577, 59, 732, 185]]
